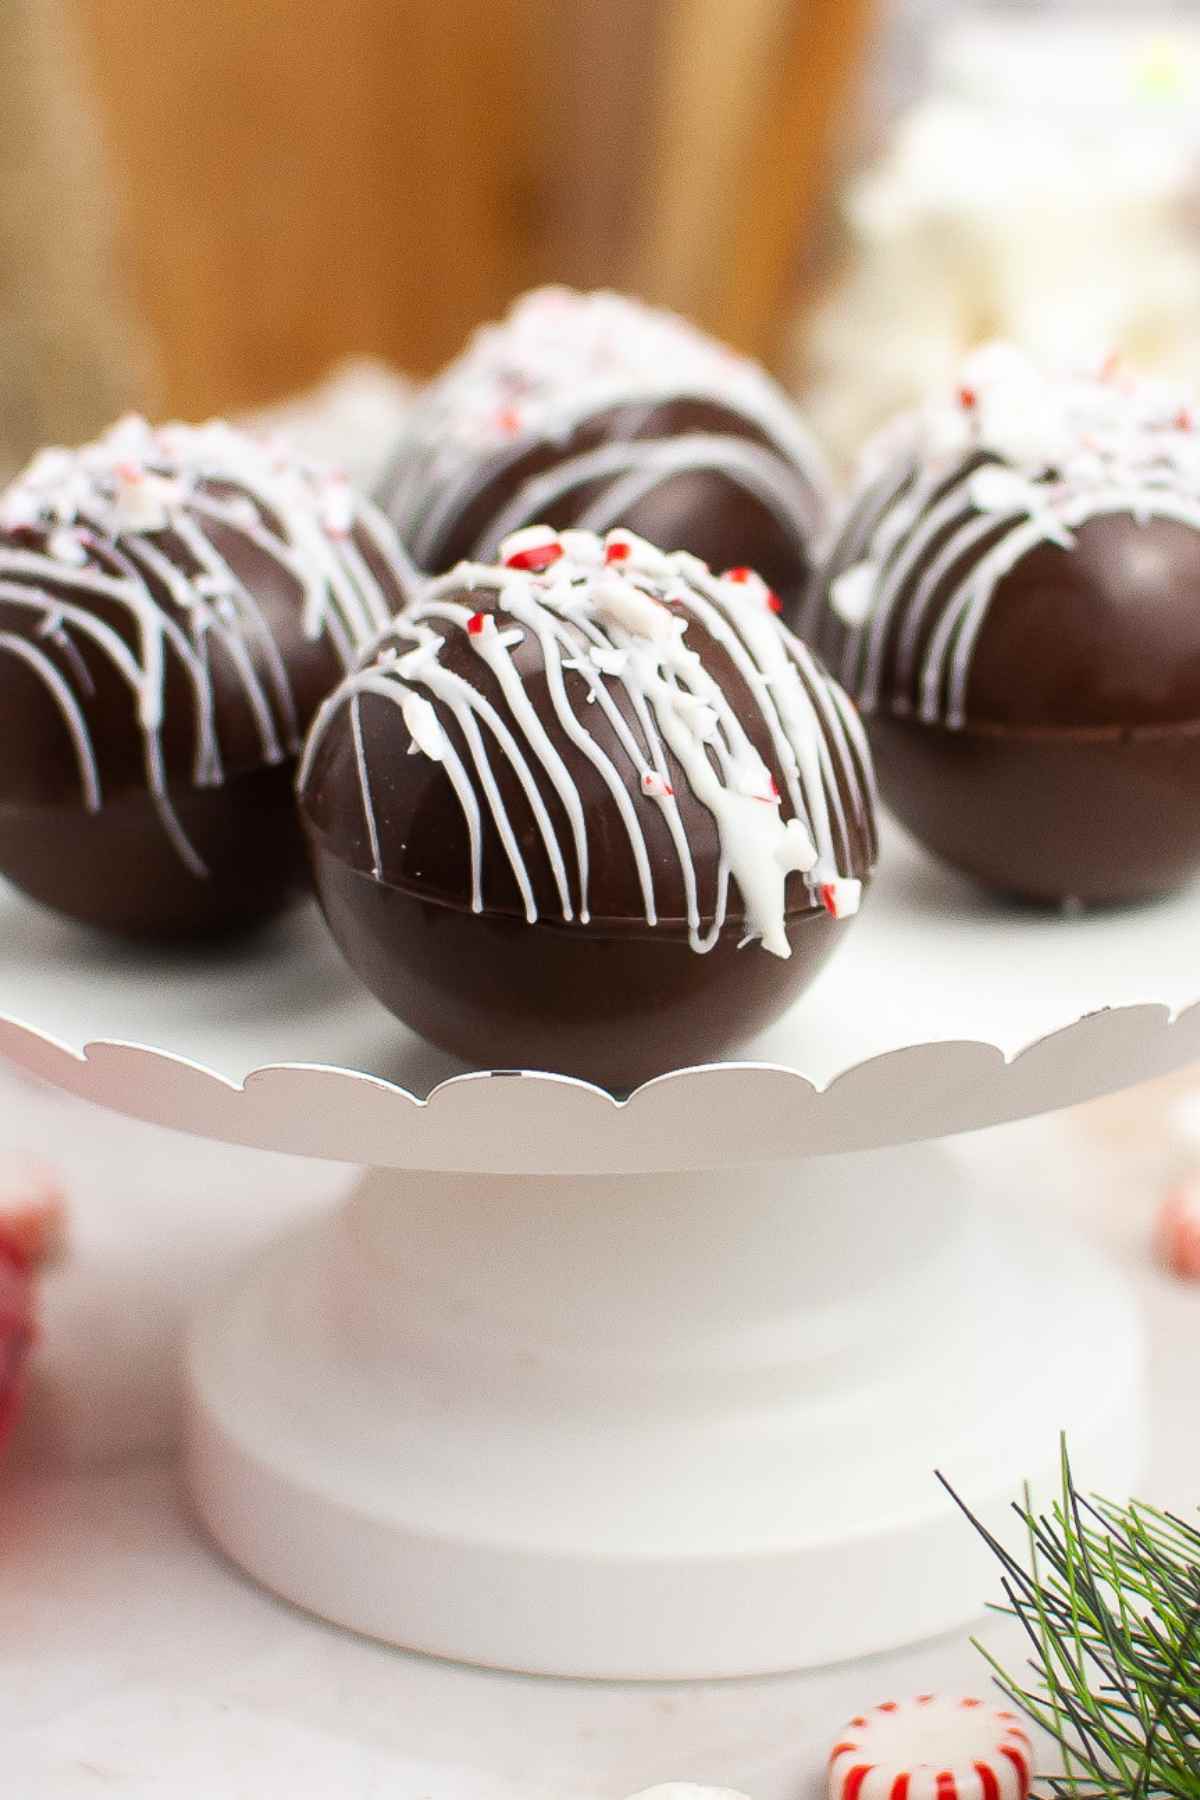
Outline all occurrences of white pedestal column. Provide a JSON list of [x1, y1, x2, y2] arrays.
[[186, 1135, 1141, 1677]]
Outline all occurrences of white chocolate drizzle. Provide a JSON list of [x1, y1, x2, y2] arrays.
[[380, 287, 831, 571], [300, 528, 876, 957], [0, 414, 411, 873], [806, 344, 1200, 725]]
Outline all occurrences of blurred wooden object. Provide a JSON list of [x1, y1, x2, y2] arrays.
[[69, 0, 874, 418], [638, 0, 876, 361], [0, 0, 148, 471], [543, 0, 664, 293], [70, 0, 558, 417]]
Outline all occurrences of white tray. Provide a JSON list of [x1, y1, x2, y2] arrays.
[[1, 819, 1198, 1172]]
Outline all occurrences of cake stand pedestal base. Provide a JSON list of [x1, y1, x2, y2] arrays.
[[185, 1134, 1141, 1679]]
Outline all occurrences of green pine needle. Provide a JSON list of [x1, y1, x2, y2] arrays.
[[939, 1440, 1200, 1798]]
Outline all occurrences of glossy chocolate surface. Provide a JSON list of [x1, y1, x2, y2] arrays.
[[306, 846, 849, 1090], [380, 288, 830, 629], [0, 767, 307, 940], [804, 348, 1200, 904], [299, 528, 876, 1088], [869, 714, 1200, 906], [0, 417, 408, 938]]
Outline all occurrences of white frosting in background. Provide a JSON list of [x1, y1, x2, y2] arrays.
[[0, 414, 405, 874], [795, 16, 1200, 469], [382, 287, 831, 570], [809, 344, 1200, 728], [301, 528, 874, 958]]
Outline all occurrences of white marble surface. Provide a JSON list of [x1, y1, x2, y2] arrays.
[[0, 1064, 1197, 1798]]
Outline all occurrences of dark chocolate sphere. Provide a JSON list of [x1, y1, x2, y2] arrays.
[[379, 288, 831, 630], [299, 526, 877, 1090], [802, 345, 1200, 905], [0, 415, 413, 938]]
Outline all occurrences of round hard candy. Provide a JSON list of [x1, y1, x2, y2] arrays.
[[828, 1695, 1033, 1800]]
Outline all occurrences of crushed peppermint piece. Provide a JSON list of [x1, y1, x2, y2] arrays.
[[721, 563, 781, 614], [820, 878, 861, 919], [46, 528, 87, 566], [110, 470, 181, 534], [640, 770, 674, 798], [593, 577, 681, 644], [500, 525, 563, 572]]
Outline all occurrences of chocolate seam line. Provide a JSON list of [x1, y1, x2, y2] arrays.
[[872, 710, 1200, 744], [300, 529, 874, 958], [300, 814, 835, 933], [0, 416, 406, 874]]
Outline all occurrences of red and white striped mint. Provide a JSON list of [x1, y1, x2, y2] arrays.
[[0, 1153, 66, 1448], [0, 1153, 66, 1268], [1158, 1179, 1200, 1279], [828, 1696, 1032, 1800]]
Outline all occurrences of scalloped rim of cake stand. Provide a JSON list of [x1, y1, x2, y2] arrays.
[[2, 995, 1198, 1174]]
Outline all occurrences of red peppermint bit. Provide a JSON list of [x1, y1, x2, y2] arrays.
[[641, 771, 674, 798], [1176, 407, 1194, 432], [116, 461, 143, 483], [504, 542, 563, 573], [820, 883, 839, 917], [605, 538, 631, 563], [766, 589, 783, 615], [957, 385, 977, 411], [496, 406, 522, 436], [467, 611, 489, 636], [724, 566, 753, 584]]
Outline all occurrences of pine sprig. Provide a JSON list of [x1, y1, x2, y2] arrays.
[[939, 1441, 1200, 1798]]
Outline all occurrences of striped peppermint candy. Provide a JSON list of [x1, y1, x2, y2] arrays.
[[828, 1696, 1033, 1800], [1158, 1179, 1200, 1279], [0, 1153, 65, 1446]]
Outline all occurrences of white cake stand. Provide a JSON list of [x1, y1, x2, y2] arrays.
[[1, 820, 1196, 1679]]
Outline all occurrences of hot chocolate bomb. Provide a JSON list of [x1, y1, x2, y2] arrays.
[[379, 287, 832, 631], [803, 346, 1200, 905], [0, 415, 411, 938], [299, 526, 877, 1090]]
